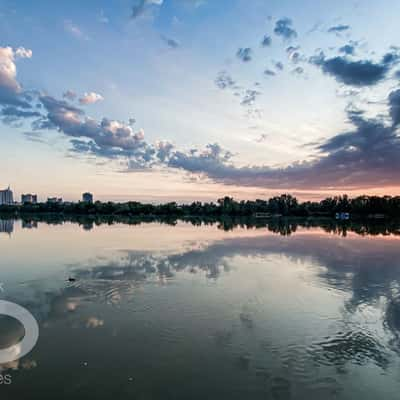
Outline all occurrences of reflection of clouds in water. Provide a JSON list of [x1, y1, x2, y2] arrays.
[[5, 231, 400, 377], [86, 317, 104, 328], [309, 330, 390, 371], [0, 357, 37, 372]]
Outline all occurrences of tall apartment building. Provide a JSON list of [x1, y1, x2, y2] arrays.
[[0, 186, 14, 205]]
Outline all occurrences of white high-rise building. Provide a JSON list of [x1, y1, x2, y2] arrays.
[[0, 186, 13, 205]]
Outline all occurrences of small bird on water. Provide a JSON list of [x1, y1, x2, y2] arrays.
[[67, 277, 76, 282]]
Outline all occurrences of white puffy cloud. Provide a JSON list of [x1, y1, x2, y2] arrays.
[[15, 47, 32, 59], [79, 92, 104, 105], [0, 46, 33, 108]]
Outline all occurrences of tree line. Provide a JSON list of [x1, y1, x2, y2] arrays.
[[2, 194, 400, 218]]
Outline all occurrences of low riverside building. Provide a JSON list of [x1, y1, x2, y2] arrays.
[[21, 193, 38, 204], [82, 192, 93, 203], [47, 197, 63, 204]]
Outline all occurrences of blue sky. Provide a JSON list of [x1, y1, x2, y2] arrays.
[[1, 0, 400, 201]]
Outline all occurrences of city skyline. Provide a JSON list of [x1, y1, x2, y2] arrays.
[[1, 0, 400, 201]]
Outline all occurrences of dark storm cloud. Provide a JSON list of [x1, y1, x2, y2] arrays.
[[274, 18, 297, 40], [327, 24, 350, 34], [236, 47, 252, 62], [311, 51, 400, 86], [261, 35, 272, 47]]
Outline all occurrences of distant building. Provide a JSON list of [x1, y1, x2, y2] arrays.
[[21, 193, 37, 204], [0, 186, 13, 205], [82, 192, 93, 203], [47, 197, 63, 204]]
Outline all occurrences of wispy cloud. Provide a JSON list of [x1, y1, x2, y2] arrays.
[[328, 24, 350, 34], [64, 20, 89, 40]]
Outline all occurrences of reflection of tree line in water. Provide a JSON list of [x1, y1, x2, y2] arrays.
[[2, 214, 400, 236]]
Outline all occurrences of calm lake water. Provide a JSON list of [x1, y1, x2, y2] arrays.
[[1, 218, 400, 399]]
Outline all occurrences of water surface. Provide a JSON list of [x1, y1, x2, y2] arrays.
[[1, 219, 400, 399]]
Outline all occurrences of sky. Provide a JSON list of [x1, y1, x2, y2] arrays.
[[1, 0, 400, 202]]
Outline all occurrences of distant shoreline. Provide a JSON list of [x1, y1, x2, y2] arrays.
[[1, 194, 399, 219]]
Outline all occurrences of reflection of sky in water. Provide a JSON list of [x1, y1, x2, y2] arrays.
[[1, 220, 400, 399]]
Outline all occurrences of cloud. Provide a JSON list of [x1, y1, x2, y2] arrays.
[[388, 89, 400, 126], [274, 18, 297, 40], [240, 89, 261, 106], [32, 95, 153, 166], [0, 46, 34, 108], [255, 133, 268, 143], [215, 71, 235, 89], [339, 44, 355, 55], [63, 90, 77, 101], [292, 66, 304, 75], [286, 45, 303, 63], [311, 51, 399, 86], [98, 9, 109, 24], [15, 47, 32, 59], [328, 24, 350, 34], [1, 106, 41, 118], [79, 92, 104, 105], [161, 35, 179, 49], [236, 48, 252, 62], [264, 69, 276, 76], [142, 91, 400, 190], [0, 105, 41, 126], [131, 0, 163, 19], [261, 35, 272, 47], [64, 20, 89, 40]]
